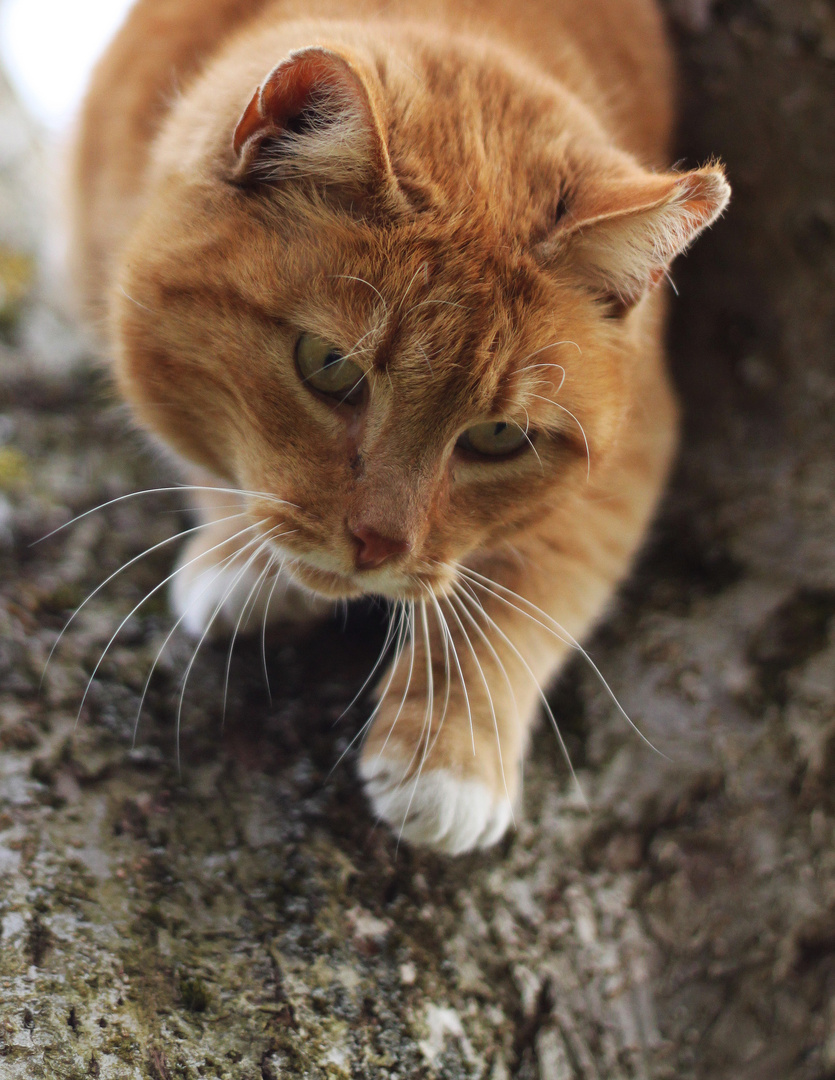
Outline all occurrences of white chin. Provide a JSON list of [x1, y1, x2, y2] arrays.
[[170, 558, 331, 640]]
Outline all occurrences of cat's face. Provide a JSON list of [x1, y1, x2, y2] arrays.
[[113, 42, 728, 602], [115, 186, 626, 600]]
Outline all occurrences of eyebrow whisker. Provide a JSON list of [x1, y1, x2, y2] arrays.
[[529, 393, 590, 479], [330, 274, 389, 313]]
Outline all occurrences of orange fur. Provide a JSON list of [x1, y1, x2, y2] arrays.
[[70, 0, 729, 852]]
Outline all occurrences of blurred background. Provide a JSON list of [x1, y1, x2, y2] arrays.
[[0, 0, 133, 131], [0, 0, 137, 370]]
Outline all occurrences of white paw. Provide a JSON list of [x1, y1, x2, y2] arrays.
[[360, 755, 514, 854], [170, 557, 330, 640]]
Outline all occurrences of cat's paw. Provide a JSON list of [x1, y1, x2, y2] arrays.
[[170, 536, 329, 639], [359, 753, 514, 854]]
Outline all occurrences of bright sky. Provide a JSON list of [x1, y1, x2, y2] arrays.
[[0, 0, 136, 130]]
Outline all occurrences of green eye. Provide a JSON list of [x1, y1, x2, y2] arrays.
[[296, 333, 365, 401], [456, 421, 530, 458]]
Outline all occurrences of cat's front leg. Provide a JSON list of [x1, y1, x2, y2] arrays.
[[170, 483, 330, 639], [359, 554, 590, 854]]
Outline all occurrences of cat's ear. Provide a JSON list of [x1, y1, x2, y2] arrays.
[[557, 165, 730, 312], [231, 46, 394, 192]]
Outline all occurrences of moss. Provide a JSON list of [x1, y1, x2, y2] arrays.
[[0, 447, 29, 492], [30, 756, 56, 785], [147, 1046, 173, 1080], [51, 878, 94, 907], [39, 583, 86, 615], [31, 893, 51, 914], [144, 903, 166, 928], [138, 592, 171, 618], [25, 912, 54, 967], [178, 975, 211, 1014], [0, 245, 34, 330], [67, 1005, 81, 1034], [101, 1029, 144, 1062]]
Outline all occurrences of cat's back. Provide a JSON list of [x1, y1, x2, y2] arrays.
[[83, 0, 671, 162], [72, 0, 673, 313]]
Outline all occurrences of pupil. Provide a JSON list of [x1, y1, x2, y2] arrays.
[[495, 422, 507, 435], [324, 352, 342, 369]]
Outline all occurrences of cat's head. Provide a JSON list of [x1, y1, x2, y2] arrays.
[[113, 33, 729, 600]]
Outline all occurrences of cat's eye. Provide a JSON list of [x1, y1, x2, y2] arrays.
[[296, 333, 365, 402], [456, 421, 530, 458]]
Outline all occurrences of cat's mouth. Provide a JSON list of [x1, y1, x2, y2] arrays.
[[262, 527, 455, 600], [284, 553, 449, 602]]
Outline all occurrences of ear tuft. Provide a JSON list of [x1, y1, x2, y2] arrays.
[[563, 164, 731, 310], [231, 46, 391, 189]]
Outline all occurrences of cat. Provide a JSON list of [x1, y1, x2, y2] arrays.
[[69, 0, 729, 853]]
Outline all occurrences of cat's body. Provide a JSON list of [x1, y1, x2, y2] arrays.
[[70, 0, 728, 852]]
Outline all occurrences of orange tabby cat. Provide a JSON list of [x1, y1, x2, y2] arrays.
[[70, 0, 729, 852]]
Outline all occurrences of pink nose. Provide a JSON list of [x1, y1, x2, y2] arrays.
[[351, 526, 412, 570]]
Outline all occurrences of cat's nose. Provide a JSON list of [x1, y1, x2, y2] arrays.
[[350, 526, 412, 570]]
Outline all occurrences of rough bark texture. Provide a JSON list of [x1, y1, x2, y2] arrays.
[[1, 1, 834, 1076]]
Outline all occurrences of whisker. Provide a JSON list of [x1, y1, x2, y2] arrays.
[[410, 599, 435, 771], [450, 582, 521, 737], [454, 580, 583, 808], [397, 262, 428, 311], [439, 591, 498, 738], [442, 592, 514, 813], [529, 394, 590, 480], [459, 567, 573, 649], [75, 518, 269, 733], [297, 328, 377, 396], [338, 325, 377, 361], [157, 503, 256, 516], [220, 549, 277, 727], [429, 591, 473, 754], [330, 274, 388, 313], [327, 600, 409, 779], [332, 600, 400, 728], [459, 566, 668, 759], [408, 298, 472, 313], [131, 531, 276, 745], [34, 485, 299, 545], [174, 531, 278, 772], [260, 558, 287, 704], [423, 586, 452, 759], [41, 511, 250, 690], [374, 600, 417, 765], [366, 603, 411, 732], [337, 369, 369, 406], [363, 605, 419, 846], [417, 343, 433, 373], [517, 409, 544, 472], [406, 589, 462, 796], [396, 599, 435, 851], [118, 284, 153, 312], [519, 338, 581, 365], [524, 362, 568, 394]]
